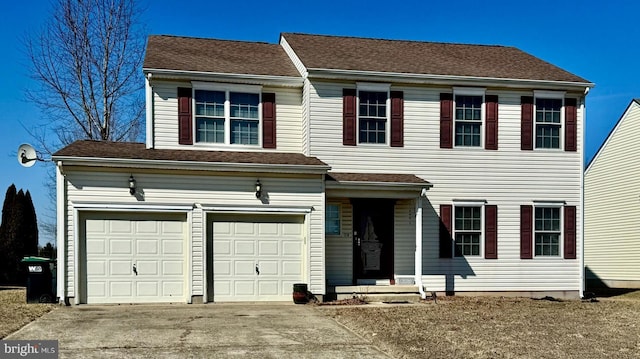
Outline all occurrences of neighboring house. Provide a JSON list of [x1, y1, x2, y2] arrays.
[[585, 99, 640, 289], [52, 33, 593, 304]]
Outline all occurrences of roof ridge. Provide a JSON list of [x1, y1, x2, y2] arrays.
[[281, 32, 510, 49], [148, 34, 277, 46]]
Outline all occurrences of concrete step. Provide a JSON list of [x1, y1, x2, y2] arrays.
[[336, 293, 422, 303], [332, 285, 419, 294]]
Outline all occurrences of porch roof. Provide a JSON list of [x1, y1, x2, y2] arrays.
[[325, 172, 431, 198]]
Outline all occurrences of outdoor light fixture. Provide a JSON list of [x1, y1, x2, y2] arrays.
[[255, 179, 262, 199], [128, 175, 136, 195]]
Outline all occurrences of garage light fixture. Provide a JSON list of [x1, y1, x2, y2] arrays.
[[255, 179, 262, 199], [129, 175, 136, 195]]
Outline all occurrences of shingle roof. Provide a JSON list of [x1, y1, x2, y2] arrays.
[[282, 33, 589, 84], [143, 35, 300, 77], [53, 140, 327, 167], [327, 172, 429, 185]]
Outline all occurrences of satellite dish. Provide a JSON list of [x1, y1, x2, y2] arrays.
[[18, 143, 38, 168]]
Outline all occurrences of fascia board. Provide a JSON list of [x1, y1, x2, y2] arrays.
[[53, 156, 331, 175], [144, 68, 303, 87], [306, 68, 594, 91]]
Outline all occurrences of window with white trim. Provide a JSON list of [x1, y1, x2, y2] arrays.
[[454, 206, 482, 256], [194, 87, 260, 146], [358, 91, 388, 144], [325, 204, 341, 235], [455, 95, 483, 147], [534, 207, 561, 256], [535, 98, 562, 149]]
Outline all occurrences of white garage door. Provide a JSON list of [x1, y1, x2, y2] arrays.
[[83, 212, 187, 304], [211, 214, 304, 302]]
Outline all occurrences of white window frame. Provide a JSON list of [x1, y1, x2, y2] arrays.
[[325, 203, 341, 236], [356, 82, 391, 145], [533, 202, 564, 257], [191, 82, 263, 147], [452, 200, 485, 257], [533, 90, 565, 150], [453, 87, 486, 149]]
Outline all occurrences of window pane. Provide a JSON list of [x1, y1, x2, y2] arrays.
[[230, 119, 258, 145], [196, 118, 224, 143], [230, 92, 259, 119], [359, 118, 386, 144], [325, 204, 341, 235], [195, 90, 225, 117]]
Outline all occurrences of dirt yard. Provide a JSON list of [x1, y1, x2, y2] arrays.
[[0, 288, 57, 338], [322, 292, 640, 358]]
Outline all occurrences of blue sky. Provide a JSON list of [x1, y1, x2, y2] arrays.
[[0, 0, 637, 245]]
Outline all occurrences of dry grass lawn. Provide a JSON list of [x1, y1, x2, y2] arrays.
[[0, 289, 57, 339], [322, 292, 640, 358]]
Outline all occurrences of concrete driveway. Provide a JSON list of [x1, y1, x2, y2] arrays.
[[6, 303, 391, 358]]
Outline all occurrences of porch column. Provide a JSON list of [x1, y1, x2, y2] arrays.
[[415, 197, 425, 298]]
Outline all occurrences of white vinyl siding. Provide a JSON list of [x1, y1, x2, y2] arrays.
[[325, 199, 353, 285], [308, 80, 582, 293], [62, 169, 324, 298], [151, 81, 302, 153], [585, 101, 640, 286]]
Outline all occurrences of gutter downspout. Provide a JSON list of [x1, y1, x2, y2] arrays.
[[145, 73, 154, 149], [56, 161, 66, 305], [415, 188, 429, 299], [579, 92, 587, 299]]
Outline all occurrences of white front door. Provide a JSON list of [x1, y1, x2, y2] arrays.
[[210, 214, 304, 302], [82, 212, 187, 304]]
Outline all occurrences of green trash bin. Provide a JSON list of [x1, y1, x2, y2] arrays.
[[21, 256, 56, 303]]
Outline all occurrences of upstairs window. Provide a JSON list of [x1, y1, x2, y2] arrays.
[[535, 98, 562, 149], [455, 95, 483, 147], [359, 91, 388, 144], [194, 88, 260, 146]]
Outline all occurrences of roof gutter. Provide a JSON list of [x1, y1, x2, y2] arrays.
[[53, 156, 331, 175], [325, 181, 432, 191], [306, 68, 595, 91], [143, 68, 304, 87]]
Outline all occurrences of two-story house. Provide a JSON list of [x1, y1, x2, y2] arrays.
[[52, 33, 593, 304]]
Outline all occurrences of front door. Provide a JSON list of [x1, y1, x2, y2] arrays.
[[352, 199, 394, 282]]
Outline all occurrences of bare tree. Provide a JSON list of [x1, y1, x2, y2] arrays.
[[25, 0, 146, 155]]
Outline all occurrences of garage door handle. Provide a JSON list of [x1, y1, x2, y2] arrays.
[[133, 264, 138, 276], [255, 264, 260, 275]]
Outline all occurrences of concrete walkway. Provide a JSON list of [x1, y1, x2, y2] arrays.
[[6, 303, 391, 358]]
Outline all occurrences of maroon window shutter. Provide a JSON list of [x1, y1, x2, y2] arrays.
[[439, 204, 453, 258], [564, 206, 577, 259], [521, 96, 534, 150], [520, 205, 533, 259], [390, 91, 404, 147], [262, 93, 276, 149], [343, 89, 357, 146], [177, 87, 193, 145], [485, 205, 498, 259], [564, 98, 577, 152], [485, 95, 499, 150], [440, 93, 453, 148]]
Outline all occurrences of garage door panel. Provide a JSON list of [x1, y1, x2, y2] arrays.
[[110, 260, 132, 275], [110, 220, 132, 233], [110, 239, 133, 255], [258, 241, 279, 255], [136, 261, 158, 275], [162, 239, 183, 255], [110, 282, 133, 296], [162, 261, 184, 275], [137, 282, 158, 296], [84, 213, 186, 304], [282, 241, 302, 255], [212, 215, 304, 302]]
